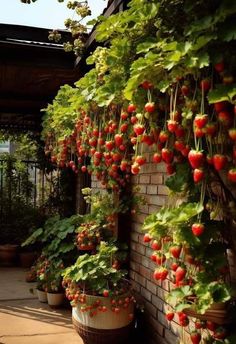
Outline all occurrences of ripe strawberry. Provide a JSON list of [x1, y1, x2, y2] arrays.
[[131, 163, 140, 174], [175, 125, 185, 138], [141, 81, 153, 89], [120, 123, 128, 133], [228, 128, 236, 141], [179, 317, 189, 327], [228, 168, 236, 182], [159, 131, 169, 143], [155, 253, 166, 265], [150, 253, 157, 262], [135, 155, 146, 166], [167, 120, 178, 133], [200, 79, 211, 92], [193, 168, 204, 183], [165, 312, 174, 321], [175, 266, 186, 282], [144, 102, 155, 113], [194, 127, 205, 138], [151, 240, 161, 250], [205, 122, 217, 137], [161, 148, 174, 163], [127, 104, 136, 113], [190, 331, 201, 344], [103, 290, 109, 297], [143, 233, 152, 243], [218, 111, 232, 126], [188, 150, 204, 169], [105, 141, 114, 151], [213, 154, 227, 171], [169, 245, 182, 259], [112, 153, 121, 162], [114, 134, 123, 147], [134, 124, 145, 136], [194, 114, 208, 128], [130, 116, 138, 124], [120, 160, 128, 171], [81, 165, 87, 173], [181, 85, 190, 96], [120, 112, 128, 120], [153, 267, 168, 280], [153, 152, 162, 164], [214, 101, 227, 112], [142, 134, 154, 145], [174, 140, 185, 152], [206, 321, 217, 331], [206, 154, 213, 165], [192, 223, 205, 236], [214, 61, 224, 73], [195, 320, 206, 329], [166, 164, 175, 175], [171, 262, 179, 271], [181, 145, 190, 157]]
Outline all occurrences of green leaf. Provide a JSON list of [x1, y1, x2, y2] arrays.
[[136, 40, 157, 54], [208, 84, 236, 104], [166, 163, 191, 193]]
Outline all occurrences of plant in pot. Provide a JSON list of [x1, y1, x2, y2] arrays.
[[45, 260, 65, 308], [35, 255, 48, 303], [76, 221, 101, 251], [62, 242, 135, 344]]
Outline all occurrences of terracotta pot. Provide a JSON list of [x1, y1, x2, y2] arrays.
[[72, 293, 134, 344], [183, 302, 230, 325], [0, 244, 18, 266], [47, 292, 65, 308], [36, 289, 47, 303], [20, 252, 37, 268]]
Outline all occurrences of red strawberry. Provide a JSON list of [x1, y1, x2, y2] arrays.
[[159, 131, 169, 143], [112, 153, 121, 162], [200, 79, 211, 92], [190, 331, 201, 344], [130, 116, 138, 124], [151, 240, 161, 250], [171, 262, 179, 271], [169, 246, 182, 259], [120, 112, 128, 120], [206, 154, 213, 165], [114, 134, 123, 147], [175, 125, 185, 138], [150, 253, 157, 262], [142, 134, 154, 146], [120, 123, 128, 133], [193, 168, 204, 183], [161, 148, 174, 163], [166, 164, 175, 175], [134, 124, 145, 136], [181, 145, 190, 157], [218, 111, 232, 126], [103, 290, 109, 297], [228, 168, 236, 182], [155, 253, 166, 265], [206, 321, 217, 331], [131, 163, 140, 174], [194, 127, 205, 138], [214, 61, 224, 73], [179, 317, 189, 327], [153, 153, 162, 164], [167, 120, 178, 133], [143, 233, 152, 243], [192, 223, 204, 236], [228, 128, 236, 141], [144, 102, 155, 113], [153, 267, 168, 280], [205, 122, 217, 137], [165, 312, 174, 321], [175, 266, 186, 282], [174, 140, 185, 151], [81, 165, 87, 172], [141, 81, 153, 89], [188, 150, 204, 169], [135, 155, 146, 166], [181, 85, 190, 96], [120, 160, 128, 171], [194, 114, 208, 128], [195, 320, 206, 329], [105, 141, 114, 151], [127, 104, 136, 113], [213, 154, 227, 171], [214, 101, 227, 112]]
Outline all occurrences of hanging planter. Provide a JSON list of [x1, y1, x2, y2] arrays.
[[183, 302, 230, 325]]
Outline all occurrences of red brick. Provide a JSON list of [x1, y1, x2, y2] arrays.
[[147, 185, 158, 195], [152, 295, 163, 311], [131, 232, 139, 242], [151, 174, 163, 184], [164, 328, 178, 344], [158, 185, 169, 196], [141, 287, 152, 301], [148, 205, 160, 214], [146, 280, 157, 294], [130, 251, 142, 263], [140, 265, 151, 279], [145, 300, 157, 317], [136, 243, 146, 255], [130, 261, 140, 272], [158, 310, 168, 327], [140, 256, 150, 268], [149, 315, 165, 337], [149, 195, 167, 206], [135, 273, 146, 287]]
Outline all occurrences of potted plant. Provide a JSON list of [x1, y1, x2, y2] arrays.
[[46, 261, 65, 308], [62, 242, 135, 344], [76, 221, 101, 251], [35, 255, 48, 303]]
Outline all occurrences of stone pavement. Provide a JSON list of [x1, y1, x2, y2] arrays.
[[0, 268, 83, 344]]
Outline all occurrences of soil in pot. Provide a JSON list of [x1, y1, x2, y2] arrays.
[[0, 244, 18, 266], [47, 292, 65, 308]]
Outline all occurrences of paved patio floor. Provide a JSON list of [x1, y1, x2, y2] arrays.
[[0, 268, 82, 344]]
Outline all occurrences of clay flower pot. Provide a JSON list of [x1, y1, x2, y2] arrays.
[[36, 289, 48, 303], [47, 292, 65, 308], [0, 244, 18, 266]]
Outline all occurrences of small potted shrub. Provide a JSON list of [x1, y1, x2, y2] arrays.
[[62, 242, 135, 344], [35, 255, 48, 303], [76, 221, 101, 251], [46, 261, 65, 308]]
